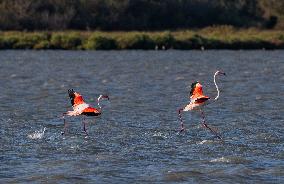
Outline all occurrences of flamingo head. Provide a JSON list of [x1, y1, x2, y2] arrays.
[[216, 70, 226, 76], [98, 94, 109, 101]]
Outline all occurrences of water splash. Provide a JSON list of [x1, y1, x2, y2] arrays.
[[27, 127, 46, 140], [153, 131, 168, 139], [210, 157, 230, 163], [209, 156, 251, 164], [197, 140, 214, 145]]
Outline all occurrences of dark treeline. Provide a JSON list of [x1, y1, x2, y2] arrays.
[[0, 0, 281, 30]]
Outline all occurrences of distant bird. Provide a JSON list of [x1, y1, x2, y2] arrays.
[[178, 71, 225, 139], [62, 89, 109, 135]]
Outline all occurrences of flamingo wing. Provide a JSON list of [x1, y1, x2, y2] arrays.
[[82, 107, 101, 116], [68, 89, 86, 107], [194, 96, 210, 103], [190, 81, 199, 97], [189, 81, 207, 100]]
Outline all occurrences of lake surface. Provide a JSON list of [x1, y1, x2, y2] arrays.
[[0, 50, 283, 183]]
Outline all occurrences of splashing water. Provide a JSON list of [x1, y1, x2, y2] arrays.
[[27, 127, 46, 140], [210, 157, 231, 163], [153, 131, 168, 139], [197, 139, 218, 145]]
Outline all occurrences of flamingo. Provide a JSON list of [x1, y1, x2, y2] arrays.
[[178, 71, 225, 139], [62, 89, 109, 135]]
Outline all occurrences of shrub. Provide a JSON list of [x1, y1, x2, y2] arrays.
[[117, 34, 155, 49], [173, 39, 192, 50], [153, 32, 175, 49], [33, 40, 50, 49], [50, 33, 82, 49], [0, 36, 4, 49], [3, 36, 19, 49], [50, 34, 62, 49], [189, 34, 207, 49], [278, 34, 284, 41], [84, 35, 117, 50], [14, 35, 39, 49]]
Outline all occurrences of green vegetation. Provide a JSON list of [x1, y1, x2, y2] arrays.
[[0, 27, 284, 50], [0, 1, 283, 50]]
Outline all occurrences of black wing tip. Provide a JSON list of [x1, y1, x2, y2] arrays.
[[68, 89, 74, 93], [191, 81, 199, 86], [190, 81, 199, 95], [68, 89, 75, 98], [67, 89, 75, 106]]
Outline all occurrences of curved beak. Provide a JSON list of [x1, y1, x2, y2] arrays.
[[102, 95, 109, 100], [219, 71, 226, 76]]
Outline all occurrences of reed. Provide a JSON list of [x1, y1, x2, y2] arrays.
[[0, 27, 283, 50]]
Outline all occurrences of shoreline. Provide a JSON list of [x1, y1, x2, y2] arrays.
[[1, 28, 284, 50]]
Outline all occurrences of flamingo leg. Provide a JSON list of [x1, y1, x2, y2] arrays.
[[178, 108, 185, 133], [200, 109, 222, 139], [82, 117, 88, 136], [61, 113, 67, 135]]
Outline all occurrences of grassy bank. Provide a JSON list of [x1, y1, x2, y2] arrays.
[[1, 27, 284, 50]]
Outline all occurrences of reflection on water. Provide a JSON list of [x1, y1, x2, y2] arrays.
[[0, 50, 283, 183]]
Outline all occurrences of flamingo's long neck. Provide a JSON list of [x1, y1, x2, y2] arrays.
[[97, 95, 103, 110], [97, 95, 109, 111], [214, 72, 220, 100]]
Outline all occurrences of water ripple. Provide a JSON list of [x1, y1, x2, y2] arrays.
[[0, 50, 283, 183]]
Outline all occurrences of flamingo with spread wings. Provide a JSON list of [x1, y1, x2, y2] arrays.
[[62, 89, 109, 135], [178, 71, 225, 139]]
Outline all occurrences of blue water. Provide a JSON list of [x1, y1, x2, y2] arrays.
[[0, 50, 283, 183]]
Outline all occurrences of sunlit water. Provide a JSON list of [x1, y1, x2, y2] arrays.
[[0, 50, 283, 183]]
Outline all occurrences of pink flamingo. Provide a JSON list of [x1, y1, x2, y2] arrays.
[[178, 71, 225, 139], [62, 89, 109, 135]]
